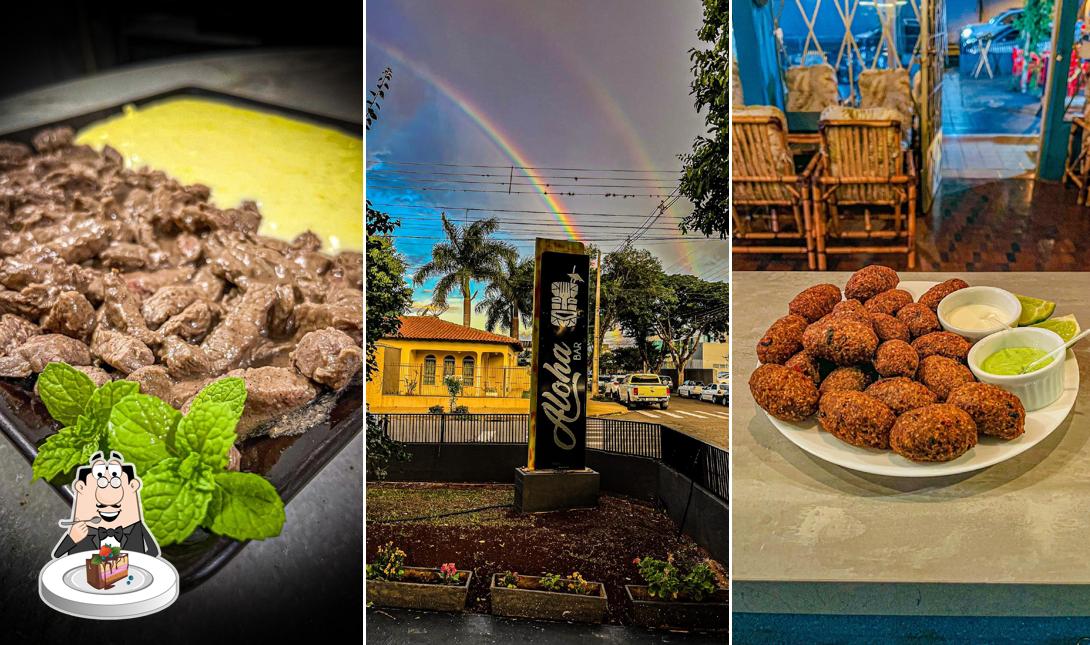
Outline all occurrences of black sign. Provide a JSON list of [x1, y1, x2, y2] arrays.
[[528, 240, 590, 470]]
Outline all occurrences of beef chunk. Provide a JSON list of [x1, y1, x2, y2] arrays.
[[72, 365, 113, 388], [17, 334, 91, 371], [291, 328, 362, 390], [91, 327, 154, 374], [328, 252, 363, 290], [141, 286, 202, 328], [41, 291, 95, 340], [294, 289, 362, 343], [212, 366, 317, 439], [31, 127, 74, 153], [101, 273, 158, 346], [0, 355, 31, 378], [126, 365, 173, 401], [158, 301, 214, 342], [0, 314, 39, 355], [190, 265, 225, 301], [122, 267, 194, 300], [200, 285, 276, 374], [0, 141, 31, 169], [158, 335, 213, 379], [100, 243, 150, 270]]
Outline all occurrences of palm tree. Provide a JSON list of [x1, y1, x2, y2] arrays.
[[412, 215, 517, 327], [476, 256, 534, 338]]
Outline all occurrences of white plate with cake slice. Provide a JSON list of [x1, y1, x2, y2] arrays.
[[39, 552, 178, 619]]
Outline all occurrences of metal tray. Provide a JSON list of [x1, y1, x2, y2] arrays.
[[0, 87, 363, 590]]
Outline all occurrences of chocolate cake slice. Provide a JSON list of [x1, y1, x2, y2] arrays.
[[86, 546, 128, 590]]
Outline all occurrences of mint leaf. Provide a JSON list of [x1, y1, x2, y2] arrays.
[[140, 458, 214, 546], [83, 380, 139, 436], [206, 471, 285, 540], [108, 393, 181, 471], [32, 427, 97, 481], [36, 363, 96, 427], [189, 377, 246, 425], [176, 401, 238, 469]]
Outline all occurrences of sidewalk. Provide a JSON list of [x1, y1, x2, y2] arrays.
[[369, 399, 629, 416], [366, 608, 726, 644]]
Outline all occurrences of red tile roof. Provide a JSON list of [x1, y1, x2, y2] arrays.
[[392, 316, 523, 349]]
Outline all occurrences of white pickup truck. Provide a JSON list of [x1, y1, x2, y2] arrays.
[[619, 374, 670, 409]]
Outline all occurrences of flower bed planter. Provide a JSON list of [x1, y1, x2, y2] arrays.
[[490, 573, 608, 623], [367, 567, 472, 612], [624, 585, 729, 631]]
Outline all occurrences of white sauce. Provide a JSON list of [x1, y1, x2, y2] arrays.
[[946, 303, 1006, 331]]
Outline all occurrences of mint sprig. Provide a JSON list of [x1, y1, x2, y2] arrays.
[[32, 364, 135, 481], [32, 365, 286, 546], [108, 376, 286, 545]]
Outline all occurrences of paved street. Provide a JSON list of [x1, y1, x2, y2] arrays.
[[606, 395, 728, 450]]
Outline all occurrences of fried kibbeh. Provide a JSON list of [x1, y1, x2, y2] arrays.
[[917, 355, 975, 401], [819, 366, 874, 395], [897, 303, 942, 338], [890, 404, 978, 462], [785, 350, 823, 385], [828, 299, 874, 325], [865, 377, 938, 415], [818, 391, 896, 449], [871, 312, 912, 343], [802, 317, 879, 365], [918, 278, 970, 311], [844, 264, 899, 301], [789, 284, 842, 323], [947, 382, 1026, 440], [912, 332, 972, 362], [864, 289, 914, 316], [757, 314, 809, 365], [874, 340, 919, 378], [749, 363, 820, 422]]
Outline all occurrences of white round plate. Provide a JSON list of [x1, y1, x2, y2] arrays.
[[39, 552, 178, 619], [762, 281, 1080, 478]]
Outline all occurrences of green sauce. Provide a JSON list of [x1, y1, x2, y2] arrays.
[[981, 347, 1053, 375]]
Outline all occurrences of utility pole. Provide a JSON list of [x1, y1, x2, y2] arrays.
[[592, 247, 602, 399]]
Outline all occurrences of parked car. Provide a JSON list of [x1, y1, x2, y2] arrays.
[[677, 380, 704, 399], [661, 376, 673, 389], [700, 382, 729, 406], [960, 8, 1022, 52], [618, 373, 670, 410]]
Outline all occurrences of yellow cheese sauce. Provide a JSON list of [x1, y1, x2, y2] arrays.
[[76, 98, 362, 252]]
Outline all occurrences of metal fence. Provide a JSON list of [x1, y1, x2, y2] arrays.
[[382, 363, 531, 398], [374, 413, 725, 500]]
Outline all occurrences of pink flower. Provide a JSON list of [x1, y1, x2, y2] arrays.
[[632, 557, 641, 565], [440, 562, 457, 575]]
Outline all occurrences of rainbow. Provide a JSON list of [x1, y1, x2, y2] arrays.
[[369, 37, 583, 241]]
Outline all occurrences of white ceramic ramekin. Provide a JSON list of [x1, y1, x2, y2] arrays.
[[966, 327, 1065, 411], [937, 286, 1021, 342]]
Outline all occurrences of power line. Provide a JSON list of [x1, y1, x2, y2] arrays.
[[374, 160, 681, 173], [368, 184, 672, 198], [368, 167, 680, 182], [370, 202, 692, 219], [368, 175, 679, 189], [390, 213, 685, 232]]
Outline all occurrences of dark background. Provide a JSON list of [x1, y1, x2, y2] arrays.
[[1, 0, 362, 98]]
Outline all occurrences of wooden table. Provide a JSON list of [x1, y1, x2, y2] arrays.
[[733, 271, 1090, 618]]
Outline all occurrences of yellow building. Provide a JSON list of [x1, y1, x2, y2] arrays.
[[367, 316, 530, 412]]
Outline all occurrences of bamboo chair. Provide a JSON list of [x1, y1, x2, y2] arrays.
[[1063, 92, 1090, 204], [858, 69, 913, 123], [812, 106, 917, 270], [785, 64, 840, 113], [732, 106, 820, 269]]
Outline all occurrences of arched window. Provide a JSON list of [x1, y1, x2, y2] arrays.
[[462, 356, 475, 385], [423, 355, 436, 385], [443, 356, 455, 379]]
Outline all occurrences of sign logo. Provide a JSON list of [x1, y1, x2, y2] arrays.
[[529, 243, 589, 470]]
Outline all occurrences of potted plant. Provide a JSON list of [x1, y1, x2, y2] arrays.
[[490, 570, 608, 623], [624, 555, 728, 631], [366, 543, 473, 612]]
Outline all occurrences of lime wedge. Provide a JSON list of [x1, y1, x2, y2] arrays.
[[1016, 295, 1056, 326], [1031, 314, 1080, 341]]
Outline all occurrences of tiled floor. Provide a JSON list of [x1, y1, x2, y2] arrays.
[[732, 177, 1090, 272], [941, 135, 1037, 180]]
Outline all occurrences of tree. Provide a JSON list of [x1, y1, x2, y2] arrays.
[[678, 0, 728, 239], [366, 205, 413, 379], [412, 215, 517, 328], [650, 274, 729, 384], [603, 247, 668, 372], [1014, 0, 1054, 92], [601, 346, 647, 374], [476, 255, 534, 338]]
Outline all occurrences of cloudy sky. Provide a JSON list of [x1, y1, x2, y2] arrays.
[[366, 0, 726, 333]]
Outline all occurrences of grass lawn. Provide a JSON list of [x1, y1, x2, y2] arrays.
[[366, 482, 726, 625]]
